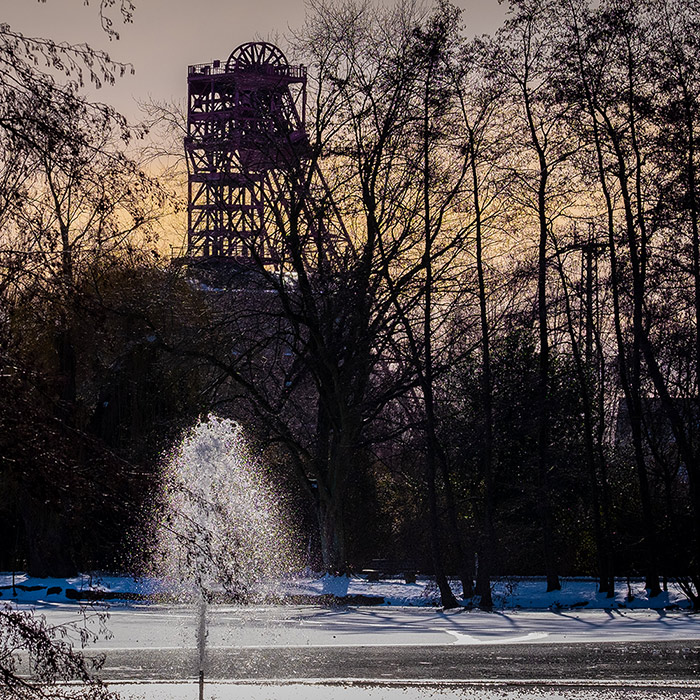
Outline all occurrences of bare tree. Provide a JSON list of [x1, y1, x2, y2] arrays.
[[481, 0, 585, 592]]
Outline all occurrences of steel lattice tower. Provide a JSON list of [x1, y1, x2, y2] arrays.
[[185, 42, 309, 265]]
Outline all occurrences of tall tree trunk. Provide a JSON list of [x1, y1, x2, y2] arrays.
[[535, 170, 559, 593], [425, 444, 459, 608], [470, 131, 495, 608], [625, 40, 662, 597], [436, 455, 475, 599], [521, 69, 560, 592], [421, 60, 458, 609], [317, 497, 346, 575], [313, 400, 350, 574], [686, 89, 700, 574]]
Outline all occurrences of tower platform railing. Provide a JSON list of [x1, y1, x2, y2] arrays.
[[188, 61, 307, 80]]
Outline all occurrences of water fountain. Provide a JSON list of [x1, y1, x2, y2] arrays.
[[153, 415, 300, 699]]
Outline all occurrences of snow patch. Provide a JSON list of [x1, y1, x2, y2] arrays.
[[0, 573, 693, 610]]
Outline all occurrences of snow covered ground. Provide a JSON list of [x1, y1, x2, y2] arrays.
[[277, 573, 692, 610], [0, 571, 693, 609]]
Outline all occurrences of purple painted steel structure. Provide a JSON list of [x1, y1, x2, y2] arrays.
[[185, 42, 308, 265]]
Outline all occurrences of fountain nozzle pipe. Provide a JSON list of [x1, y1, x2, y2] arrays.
[[197, 596, 207, 700]]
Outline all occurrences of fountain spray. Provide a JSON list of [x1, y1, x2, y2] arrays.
[[153, 415, 301, 699]]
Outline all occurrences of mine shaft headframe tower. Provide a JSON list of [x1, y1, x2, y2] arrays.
[[185, 42, 308, 265]]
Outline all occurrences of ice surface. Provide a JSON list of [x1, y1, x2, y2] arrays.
[[105, 680, 700, 699]]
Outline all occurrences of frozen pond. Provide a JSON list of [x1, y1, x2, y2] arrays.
[[32, 603, 700, 650], [108, 680, 700, 699]]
